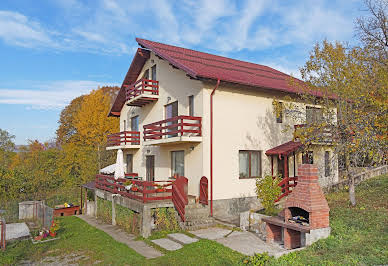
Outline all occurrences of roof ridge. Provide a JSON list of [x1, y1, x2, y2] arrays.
[[136, 38, 289, 77]]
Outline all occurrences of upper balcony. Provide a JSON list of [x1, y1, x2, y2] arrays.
[[143, 116, 202, 145], [124, 78, 159, 107], [106, 131, 141, 150], [294, 124, 333, 144]]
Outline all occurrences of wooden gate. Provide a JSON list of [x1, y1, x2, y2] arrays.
[[172, 176, 188, 221], [199, 176, 208, 205]]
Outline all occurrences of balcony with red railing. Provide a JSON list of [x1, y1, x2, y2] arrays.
[[106, 131, 140, 150], [143, 115, 202, 145], [124, 78, 159, 107], [275, 176, 298, 202], [95, 174, 173, 203]]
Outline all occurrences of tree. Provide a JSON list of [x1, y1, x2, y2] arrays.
[[356, 0, 388, 65], [0, 129, 16, 167], [280, 40, 387, 206], [56, 95, 85, 145]]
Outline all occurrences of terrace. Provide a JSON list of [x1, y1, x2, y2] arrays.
[[124, 78, 159, 107], [106, 131, 140, 150], [143, 115, 202, 145]]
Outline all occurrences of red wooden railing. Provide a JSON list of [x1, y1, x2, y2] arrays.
[[125, 78, 159, 102], [172, 176, 188, 222], [275, 176, 298, 202], [107, 131, 140, 146], [143, 116, 202, 140], [95, 174, 173, 203]]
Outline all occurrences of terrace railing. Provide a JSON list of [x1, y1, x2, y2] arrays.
[[107, 131, 140, 146], [143, 115, 202, 141], [95, 174, 173, 203], [125, 78, 159, 102]]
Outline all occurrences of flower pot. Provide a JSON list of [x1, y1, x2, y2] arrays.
[[34, 235, 43, 241], [49, 231, 57, 237], [156, 188, 165, 193], [131, 187, 138, 192]]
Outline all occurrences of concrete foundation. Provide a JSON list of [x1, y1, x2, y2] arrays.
[[213, 197, 262, 222], [240, 211, 269, 240], [86, 200, 96, 217], [95, 188, 174, 238], [301, 227, 331, 246]]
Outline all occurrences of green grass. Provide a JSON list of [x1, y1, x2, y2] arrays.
[[0, 216, 244, 265], [1, 175, 387, 265]]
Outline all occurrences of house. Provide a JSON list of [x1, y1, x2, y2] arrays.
[[102, 38, 339, 224]]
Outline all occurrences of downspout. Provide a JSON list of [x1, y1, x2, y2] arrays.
[[210, 78, 220, 217]]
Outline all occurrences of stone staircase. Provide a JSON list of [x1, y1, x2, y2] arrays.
[[179, 196, 215, 231]]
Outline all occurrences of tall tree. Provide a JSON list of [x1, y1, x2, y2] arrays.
[[0, 129, 16, 167]]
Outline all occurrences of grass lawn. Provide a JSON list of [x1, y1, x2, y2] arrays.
[[1, 174, 387, 265]]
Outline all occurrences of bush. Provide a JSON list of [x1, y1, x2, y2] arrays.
[[97, 198, 112, 223], [241, 252, 273, 265], [255, 175, 281, 216], [115, 204, 140, 235], [152, 207, 180, 231]]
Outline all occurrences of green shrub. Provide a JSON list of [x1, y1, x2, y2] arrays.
[[255, 175, 281, 216], [241, 252, 273, 265], [115, 203, 140, 235], [152, 207, 180, 231], [97, 198, 112, 223]]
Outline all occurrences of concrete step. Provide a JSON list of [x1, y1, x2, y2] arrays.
[[185, 208, 210, 215]]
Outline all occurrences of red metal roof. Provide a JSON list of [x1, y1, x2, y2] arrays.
[[265, 141, 303, 156], [109, 38, 307, 116]]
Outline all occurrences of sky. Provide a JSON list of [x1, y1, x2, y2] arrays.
[[0, 0, 364, 145]]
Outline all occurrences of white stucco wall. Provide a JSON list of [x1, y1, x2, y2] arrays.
[[114, 53, 338, 201]]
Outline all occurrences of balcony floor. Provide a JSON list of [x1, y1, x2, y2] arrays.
[[106, 144, 141, 150], [126, 94, 159, 107], [144, 136, 202, 146]]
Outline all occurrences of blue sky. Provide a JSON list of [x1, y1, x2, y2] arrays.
[[0, 0, 363, 145]]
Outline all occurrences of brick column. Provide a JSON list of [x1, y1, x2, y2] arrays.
[[284, 228, 301, 249], [266, 224, 282, 243]]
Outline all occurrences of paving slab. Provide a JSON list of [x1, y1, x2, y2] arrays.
[[6, 223, 30, 241], [151, 238, 183, 251], [216, 231, 286, 257], [167, 233, 198, 244], [77, 215, 162, 259], [189, 227, 232, 240]]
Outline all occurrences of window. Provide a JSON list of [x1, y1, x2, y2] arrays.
[[306, 106, 323, 124], [325, 151, 331, 176], [131, 116, 139, 132], [171, 151, 184, 177], [123, 120, 126, 131], [188, 95, 194, 116], [151, 65, 156, 80], [276, 102, 283, 123], [239, 150, 262, 179], [126, 154, 133, 174], [143, 69, 149, 80], [166, 101, 178, 137], [302, 151, 314, 164]]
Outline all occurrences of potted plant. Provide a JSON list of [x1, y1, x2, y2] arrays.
[[155, 184, 165, 193], [131, 184, 139, 192], [124, 180, 133, 191], [49, 221, 59, 237]]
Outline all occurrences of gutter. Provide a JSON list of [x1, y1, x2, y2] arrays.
[[210, 79, 220, 217]]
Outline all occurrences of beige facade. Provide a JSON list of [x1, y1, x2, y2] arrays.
[[110, 51, 339, 202]]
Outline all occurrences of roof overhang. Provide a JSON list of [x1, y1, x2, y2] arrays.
[[108, 48, 150, 117], [265, 141, 303, 156]]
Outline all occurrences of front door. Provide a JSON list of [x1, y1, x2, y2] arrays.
[[146, 155, 155, 181]]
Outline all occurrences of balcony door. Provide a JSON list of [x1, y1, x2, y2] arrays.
[[151, 65, 157, 94], [146, 155, 155, 182], [165, 101, 178, 137]]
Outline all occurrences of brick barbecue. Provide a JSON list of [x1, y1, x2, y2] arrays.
[[264, 164, 331, 249]]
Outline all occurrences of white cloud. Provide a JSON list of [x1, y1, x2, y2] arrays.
[[0, 80, 118, 109], [0, 11, 56, 48]]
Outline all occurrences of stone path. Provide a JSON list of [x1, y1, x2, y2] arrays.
[[151, 233, 198, 251], [190, 227, 291, 258], [77, 215, 162, 259]]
